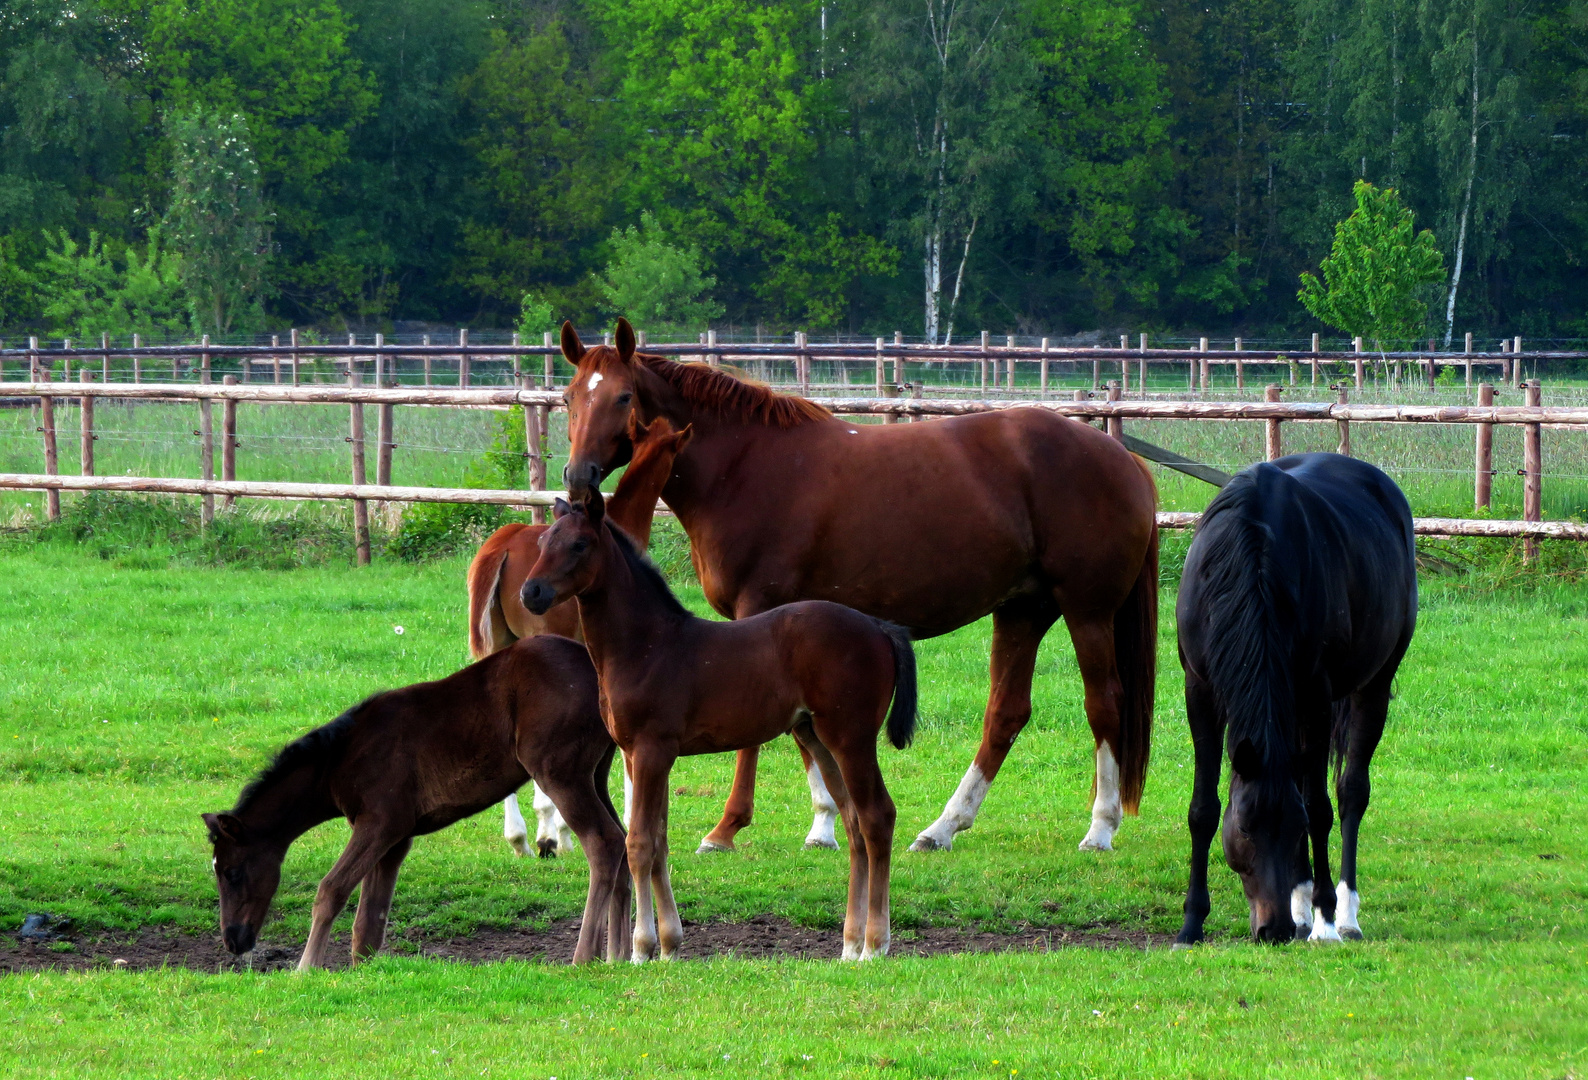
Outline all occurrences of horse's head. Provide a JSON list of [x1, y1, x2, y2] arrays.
[[562, 318, 642, 500], [1221, 738, 1309, 943], [628, 416, 693, 477], [521, 490, 608, 614], [201, 811, 283, 955]]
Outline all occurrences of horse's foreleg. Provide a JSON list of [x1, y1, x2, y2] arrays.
[[1069, 617, 1128, 852], [794, 723, 867, 960], [800, 741, 840, 850], [301, 824, 397, 970], [1336, 683, 1389, 941], [1303, 749, 1341, 942], [626, 745, 677, 962], [503, 793, 530, 857], [530, 782, 576, 857], [1176, 672, 1222, 947], [699, 746, 757, 853], [351, 837, 411, 962], [911, 600, 1055, 853]]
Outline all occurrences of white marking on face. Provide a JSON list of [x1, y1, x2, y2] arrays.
[[804, 762, 839, 850], [586, 372, 604, 392], [1291, 880, 1314, 928], [1079, 744, 1123, 851], [848, 429, 858, 435], [910, 764, 990, 851]]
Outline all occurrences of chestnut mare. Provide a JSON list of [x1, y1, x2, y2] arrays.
[[467, 418, 691, 858], [203, 635, 630, 968], [522, 490, 917, 961], [557, 319, 1159, 856]]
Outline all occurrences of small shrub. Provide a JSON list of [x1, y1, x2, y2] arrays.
[[388, 501, 510, 562]]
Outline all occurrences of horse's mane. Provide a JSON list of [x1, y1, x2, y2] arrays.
[[637, 353, 831, 428], [1194, 466, 1298, 789], [233, 704, 362, 814], [605, 518, 690, 618]]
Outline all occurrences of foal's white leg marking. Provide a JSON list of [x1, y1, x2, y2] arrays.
[[1290, 880, 1314, 935], [1336, 882, 1362, 939], [909, 765, 989, 852], [1308, 906, 1342, 942], [530, 782, 572, 856], [503, 793, 531, 857], [803, 762, 840, 850], [1079, 744, 1123, 852], [622, 756, 634, 830]]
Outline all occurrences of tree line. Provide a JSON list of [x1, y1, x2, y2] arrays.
[[0, 0, 1582, 342]]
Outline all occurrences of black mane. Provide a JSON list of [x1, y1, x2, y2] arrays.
[[605, 520, 690, 618], [233, 704, 363, 814]]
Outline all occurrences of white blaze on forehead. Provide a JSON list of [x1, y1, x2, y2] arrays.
[[586, 372, 604, 391]]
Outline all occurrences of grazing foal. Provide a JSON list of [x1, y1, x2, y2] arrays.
[[203, 636, 630, 968], [467, 419, 691, 858], [1175, 454, 1416, 944], [523, 491, 917, 961]]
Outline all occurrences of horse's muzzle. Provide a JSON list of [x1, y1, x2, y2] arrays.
[[563, 459, 602, 499], [223, 922, 257, 955], [521, 578, 557, 616]]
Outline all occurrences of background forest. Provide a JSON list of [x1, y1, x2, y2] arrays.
[[1, 0, 1584, 342]]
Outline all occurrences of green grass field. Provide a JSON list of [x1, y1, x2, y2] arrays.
[[1, 526, 1585, 1076]]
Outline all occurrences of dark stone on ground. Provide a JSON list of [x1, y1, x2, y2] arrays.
[[0, 915, 1168, 974]]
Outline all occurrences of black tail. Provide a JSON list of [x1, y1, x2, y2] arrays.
[[875, 619, 918, 749]]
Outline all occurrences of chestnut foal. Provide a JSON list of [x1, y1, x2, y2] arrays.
[[523, 490, 917, 962], [202, 635, 630, 969], [467, 418, 692, 858]]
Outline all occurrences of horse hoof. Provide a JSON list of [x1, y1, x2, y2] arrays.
[[536, 838, 558, 859], [696, 839, 734, 854], [908, 833, 949, 853], [1170, 941, 1197, 951], [1077, 837, 1113, 853], [1293, 923, 1312, 941], [506, 835, 533, 858], [803, 837, 839, 851], [1340, 927, 1364, 941]]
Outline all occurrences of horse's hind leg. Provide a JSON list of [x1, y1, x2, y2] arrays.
[[540, 767, 630, 964], [532, 782, 577, 857], [351, 837, 411, 962], [503, 794, 531, 857], [1069, 615, 1127, 851], [911, 598, 1057, 852], [794, 722, 870, 960], [1336, 681, 1390, 940]]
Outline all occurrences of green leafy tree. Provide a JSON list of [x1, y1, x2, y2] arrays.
[[1299, 180, 1444, 349], [598, 213, 724, 336], [163, 109, 271, 335], [0, 236, 40, 328], [37, 227, 191, 340]]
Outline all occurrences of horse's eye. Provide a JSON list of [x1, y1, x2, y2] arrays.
[[571, 540, 589, 554], [224, 866, 245, 886], [617, 393, 632, 406]]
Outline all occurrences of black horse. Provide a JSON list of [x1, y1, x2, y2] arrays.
[[1175, 453, 1417, 944]]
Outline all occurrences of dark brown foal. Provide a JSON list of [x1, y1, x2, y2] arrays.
[[523, 491, 917, 961], [202, 635, 631, 968]]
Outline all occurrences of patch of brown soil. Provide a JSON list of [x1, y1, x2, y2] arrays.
[[1, 916, 1168, 974]]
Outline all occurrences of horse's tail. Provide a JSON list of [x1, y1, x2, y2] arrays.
[[874, 619, 918, 750], [1114, 517, 1159, 814], [1329, 698, 1352, 784], [465, 547, 510, 660]]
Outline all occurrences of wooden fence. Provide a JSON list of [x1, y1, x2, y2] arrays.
[[1, 339, 1583, 563]]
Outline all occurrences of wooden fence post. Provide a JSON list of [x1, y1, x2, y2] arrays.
[[1106, 381, 1122, 441], [1091, 345, 1101, 392], [270, 335, 280, 383], [1464, 332, 1474, 388], [1501, 339, 1511, 386], [1514, 337, 1525, 388], [522, 365, 548, 524], [1139, 333, 1148, 398], [1311, 332, 1320, 385], [1353, 337, 1365, 390], [1199, 337, 1209, 392], [543, 331, 554, 387], [37, 338, 59, 521], [980, 331, 990, 395], [79, 367, 95, 477], [798, 332, 810, 396], [132, 334, 141, 384], [199, 336, 214, 526], [459, 328, 470, 388], [893, 339, 905, 396], [1475, 383, 1494, 510], [875, 336, 885, 396], [290, 328, 300, 386], [100, 332, 110, 383], [1235, 336, 1244, 389], [221, 375, 238, 508], [422, 335, 432, 386], [1006, 335, 1017, 390], [349, 368, 370, 565], [1039, 338, 1049, 396], [1524, 379, 1542, 562], [707, 329, 718, 368], [1336, 385, 1351, 457], [1265, 384, 1283, 460]]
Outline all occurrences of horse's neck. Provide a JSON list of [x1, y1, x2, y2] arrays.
[[575, 530, 687, 673], [607, 452, 673, 551], [238, 763, 338, 849]]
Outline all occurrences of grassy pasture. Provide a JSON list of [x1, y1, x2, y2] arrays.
[[0, 535, 1585, 1076]]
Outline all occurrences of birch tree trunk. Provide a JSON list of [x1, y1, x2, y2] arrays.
[[1443, 29, 1479, 348]]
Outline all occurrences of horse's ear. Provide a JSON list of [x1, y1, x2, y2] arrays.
[[560, 321, 586, 365], [671, 423, 694, 452], [583, 488, 606, 528], [614, 317, 636, 362], [552, 497, 573, 520], [1230, 738, 1262, 780], [202, 812, 244, 844]]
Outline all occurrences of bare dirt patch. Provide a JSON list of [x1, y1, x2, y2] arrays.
[[2, 915, 1168, 974]]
